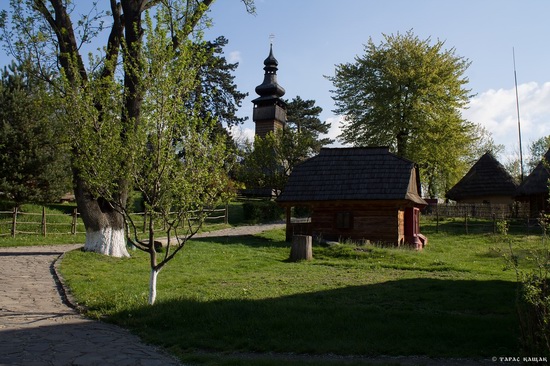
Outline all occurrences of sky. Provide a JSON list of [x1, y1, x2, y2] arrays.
[[201, 0, 550, 165], [1, 0, 549, 165]]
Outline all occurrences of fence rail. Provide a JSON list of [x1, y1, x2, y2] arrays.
[[0, 205, 228, 238], [421, 202, 546, 235]]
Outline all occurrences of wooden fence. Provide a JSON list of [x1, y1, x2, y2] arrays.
[[421, 202, 546, 235], [0, 205, 228, 237]]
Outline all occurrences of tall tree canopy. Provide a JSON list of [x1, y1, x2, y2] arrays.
[[327, 30, 488, 197], [527, 135, 550, 172], [284, 95, 333, 153], [0, 0, 253, 256], [238, 97, 330, 196], [0, 61, 71, 206]]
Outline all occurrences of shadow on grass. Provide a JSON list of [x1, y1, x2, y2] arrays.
[[192, 234, 289, 249], [110, 278, 519, 359]]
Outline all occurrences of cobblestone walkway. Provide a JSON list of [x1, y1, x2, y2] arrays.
[[0, 245, 182, 366]]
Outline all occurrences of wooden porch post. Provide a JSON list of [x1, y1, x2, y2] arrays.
[[285, 206, 292, 242]]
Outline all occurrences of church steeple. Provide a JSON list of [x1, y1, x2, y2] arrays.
[[252, 44, 287, 138]]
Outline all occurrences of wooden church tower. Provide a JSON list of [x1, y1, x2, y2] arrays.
[[252, 44, 287, 138]]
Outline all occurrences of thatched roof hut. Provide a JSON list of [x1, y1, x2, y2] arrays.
[[445, 152, 518, 204], [517, 148, 550, 216], [277, 147, 427, 248]]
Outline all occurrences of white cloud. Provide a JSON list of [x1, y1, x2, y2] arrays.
[[229, 125, 254, 145], [463, 81, 550, 160], [324, 115, 347, 147], [228, 51, 242, 64]]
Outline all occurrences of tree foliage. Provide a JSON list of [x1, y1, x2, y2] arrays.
[[527, 135, 550, 171], [0, 61, 71, 206], [284, 95, 333, 153], [327, 30, 489, 197], [238, 97, 329, 196], [0, 0, 252, 257]]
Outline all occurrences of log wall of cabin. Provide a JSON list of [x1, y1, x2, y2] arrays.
[[308, 201, 408, 244]]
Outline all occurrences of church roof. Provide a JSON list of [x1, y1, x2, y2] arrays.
[[445, 152, 518, 201], [277, 147, 426, 205], [252, 44, 285, 103]]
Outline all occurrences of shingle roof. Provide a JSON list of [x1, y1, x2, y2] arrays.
[[445, 152, 518, 201], [277, 147, 426, 205], [517, 148, 550, 196]]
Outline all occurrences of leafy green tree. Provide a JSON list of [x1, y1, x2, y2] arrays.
[[0, 62, 70, 206], [284, 95, 333, 153], [327, 30, 485, 197], [190, 36, 248, 131], [65, 10, 234, 304], [527, 135, 550, 171], [0, 0, 253, 257], [238, 128, 315, 197]]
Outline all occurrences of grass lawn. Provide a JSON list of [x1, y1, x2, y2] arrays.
[[0, 201, 243, 247], [58, 221, 538, 365]]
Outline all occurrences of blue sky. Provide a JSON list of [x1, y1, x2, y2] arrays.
[[1, 1, 549, 163], [203, 0, 550, 163]]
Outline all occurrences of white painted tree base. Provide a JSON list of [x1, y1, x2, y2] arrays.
[[149, 268, 159, 305], [83, 227, 130, 258]]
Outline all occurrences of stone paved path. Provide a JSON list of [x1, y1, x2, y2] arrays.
[[0, 224, 285, 366], [0, 245, 183, 366]]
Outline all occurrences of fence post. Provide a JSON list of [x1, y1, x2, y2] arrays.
[[464, 213, 468, 234], [142, 209, 147, 234], [224, 203, 229, 225], [11, 206, 17, 238], [492, 213, 496, 234], [71, 208, 78, 235], [41, 206, 47, 236], [435, 203, 439, 233]]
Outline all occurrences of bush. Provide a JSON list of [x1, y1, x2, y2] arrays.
[[507, 213, 550, 356], [242, 200, 283, 223]]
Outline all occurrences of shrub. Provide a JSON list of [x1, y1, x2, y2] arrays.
[[508, 213, 550, 355], [242, 200, 283, 223]]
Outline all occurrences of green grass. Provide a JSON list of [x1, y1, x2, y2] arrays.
[[0, 201, 243, 247], [58, 223, 537, 365]]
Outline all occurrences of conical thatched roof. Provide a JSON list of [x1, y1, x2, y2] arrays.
[[517, 148, 550, 196], [446, 152, 518, 201], [277, 147, 426, 205]]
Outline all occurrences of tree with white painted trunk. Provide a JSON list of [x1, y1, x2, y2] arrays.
[[0, 0, 254, 258], [58, 7, 236, 304], [125, 11, 234, 304]]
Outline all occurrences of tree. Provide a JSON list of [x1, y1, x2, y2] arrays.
[[327, 30, 484, 197], [0, 61, 71, 206], [65, 10, 234, 304], [190, 36, 248, 131], [284, 95, 333, 153], [238, 97, 329, 196], [527, 135, 550, 172], [0, 0, 253, 257]]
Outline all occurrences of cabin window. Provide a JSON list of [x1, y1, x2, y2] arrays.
[[336, 212, 352, 229]]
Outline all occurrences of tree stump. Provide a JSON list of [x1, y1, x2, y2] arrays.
[[289, 235, 312, 262]]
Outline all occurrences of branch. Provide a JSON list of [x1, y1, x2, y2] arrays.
[[100, 0, 123, 80]]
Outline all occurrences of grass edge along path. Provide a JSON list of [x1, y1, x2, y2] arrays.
[[59, 227, 524, 366]]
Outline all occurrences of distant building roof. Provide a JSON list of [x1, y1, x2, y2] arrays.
[[517, 148, 550, 196], [277, 147, 426, 205], [446, 152, 518, 201]]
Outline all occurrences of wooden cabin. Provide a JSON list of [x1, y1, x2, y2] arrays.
[[516, 148, 550, 217], [277, 147, 428, 249], [446, 152, 518, 205]]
